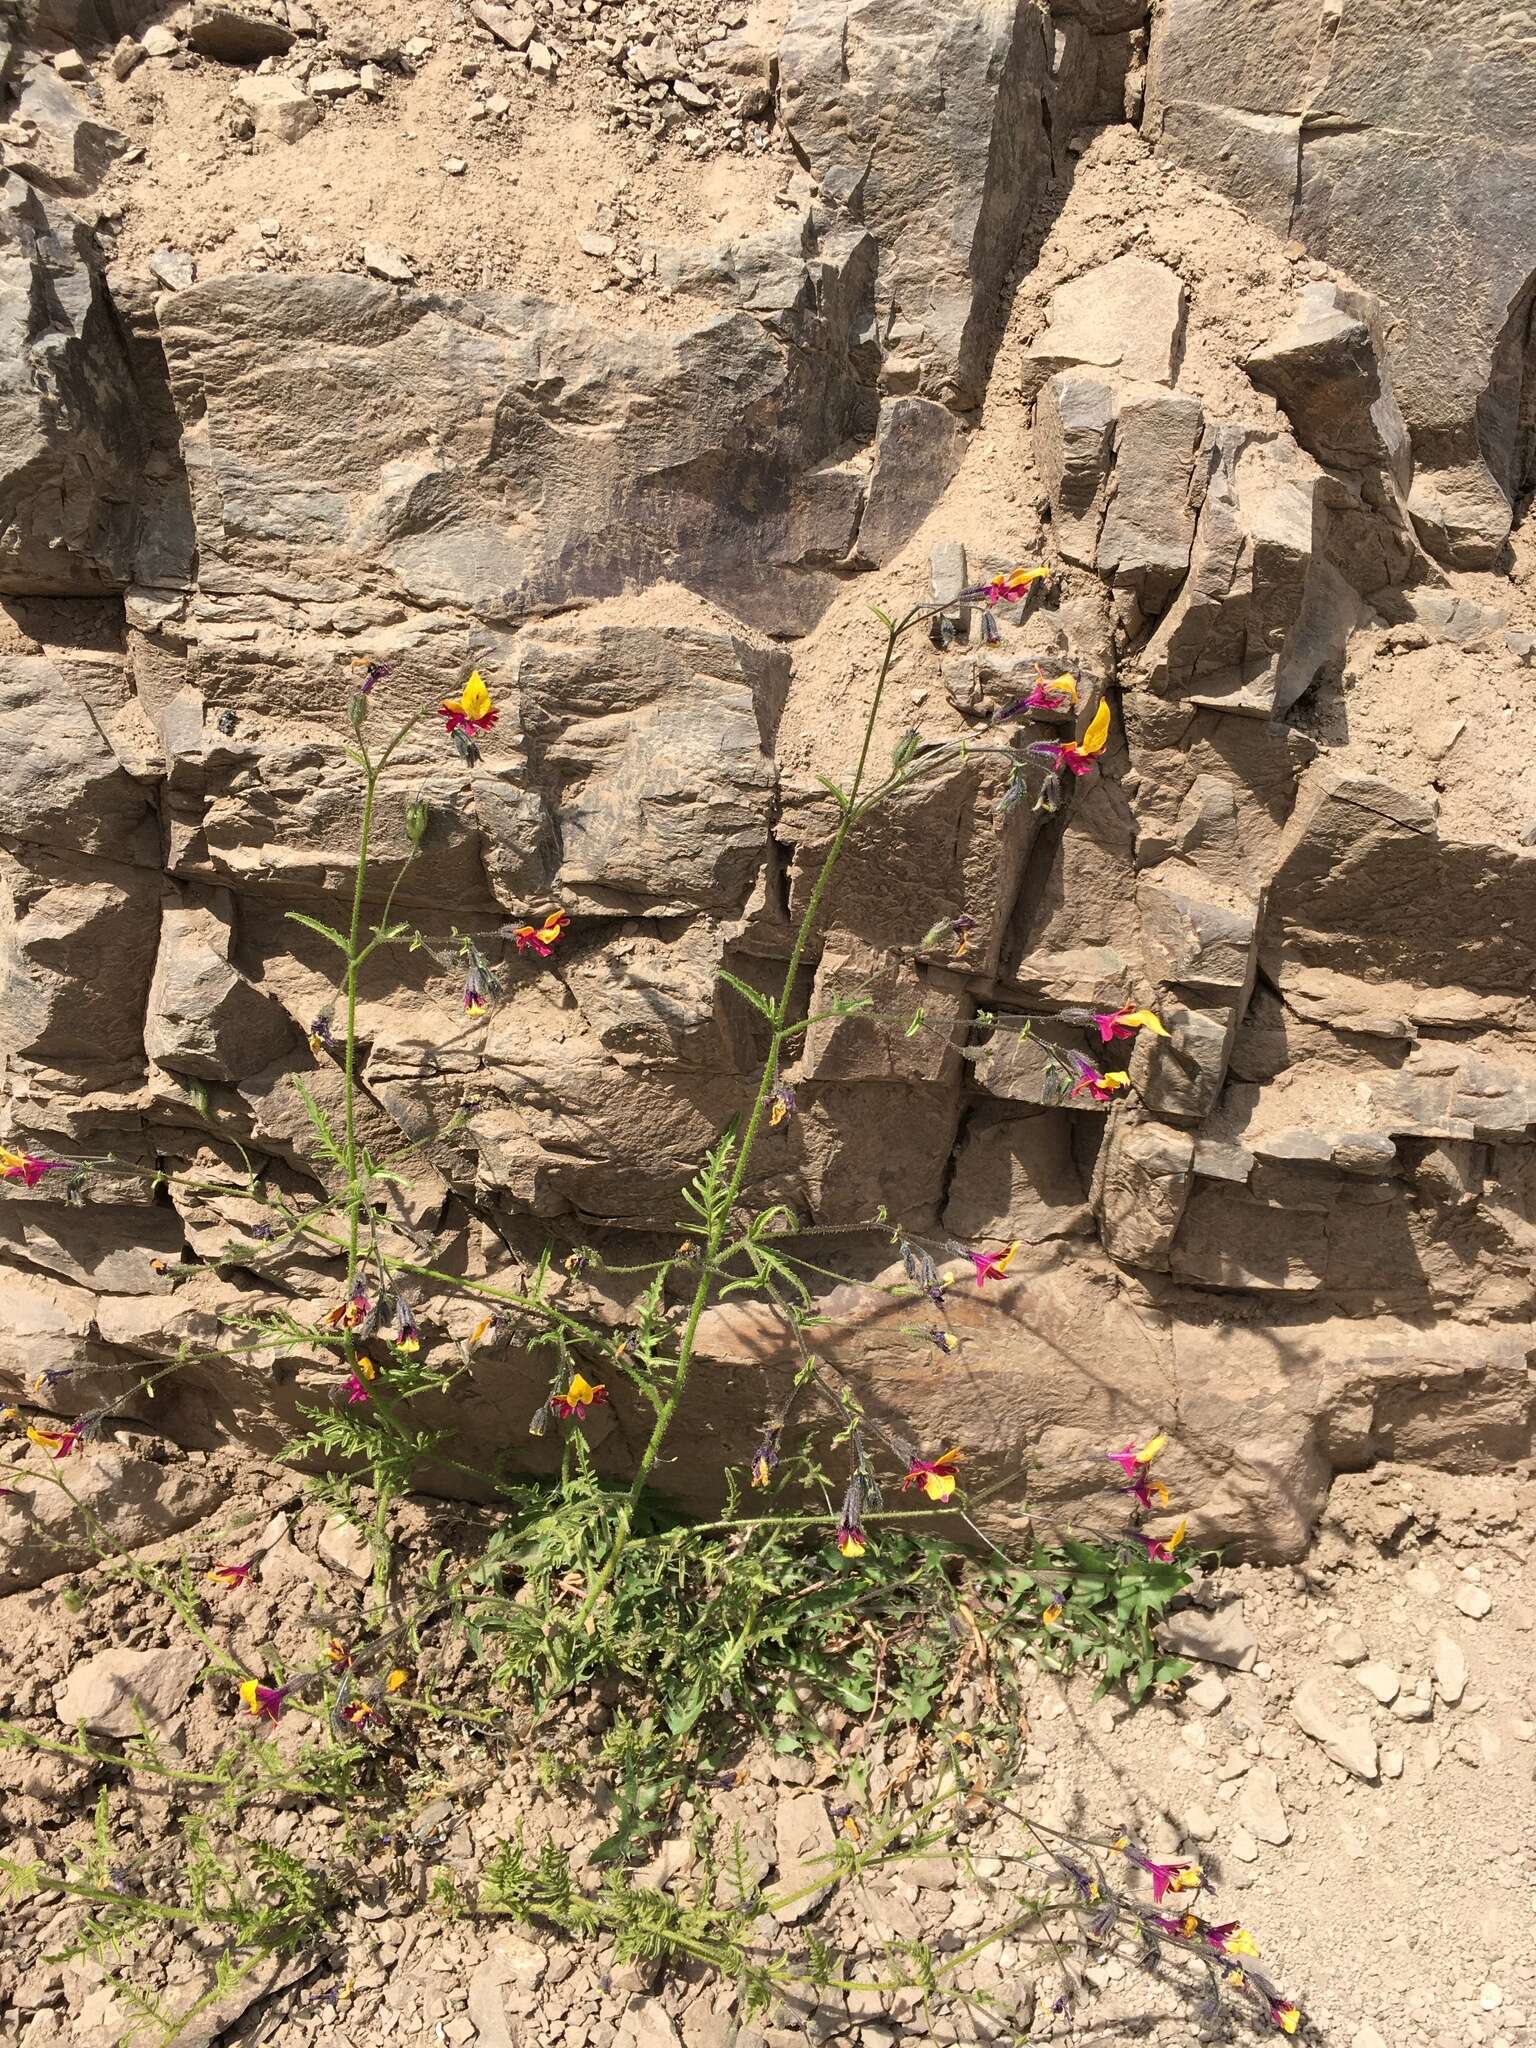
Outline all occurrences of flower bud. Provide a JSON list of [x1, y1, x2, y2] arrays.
[[405, 798, 430, 846]]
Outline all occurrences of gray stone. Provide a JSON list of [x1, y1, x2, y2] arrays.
[[0, 1449, 220, 1595], [1290, 1677, 1379, 1781], [1158, 1600, 1258, 1672], [1096, 384, 1203, 609], [1135, 423, 1360, 718], [362, 242, 415, 284], [470, 0, 535, 50], [309, 68, 360, 97], [1033, 371, 1115, 568], [1235, 1763, 1290, 1846], [187, 5, 295, 61], [317, 1513, 374, 1581], [8, 64, 126, 196], [54, 1646, 202, 1737], [1147, 0, 1536, 568], [856, 397, 965, 566], [771, 1791, 836, 1922], [1022, 255, 1188, 396], [141, 23, 181, 54], [780, 0, 1055, 406], [148, 247, 198, 291], [1093, 1116, 1194, 1272], [1353, 1660, 1400, 1706], [1431, 1635, 1468, 1705]]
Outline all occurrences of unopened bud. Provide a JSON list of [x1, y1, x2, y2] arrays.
[[405, 798, 430, 847]]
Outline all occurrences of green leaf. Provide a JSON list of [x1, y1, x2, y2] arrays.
[[287, 1077, 344, 1165], [284, 911, 352, 954], [715, 970, 776, 1020], [813, 772, 851, 810]]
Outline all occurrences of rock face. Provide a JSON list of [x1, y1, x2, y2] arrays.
[[0, 0, 1531, 1565], [1145, 0, 1536, 566]]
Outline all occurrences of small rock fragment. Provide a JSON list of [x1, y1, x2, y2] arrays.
[[141, 23, 181, 55], [1353, 1661, 1400, 1706], [1290, 1678, 1379, 1781], [528, 40, 556, 72], [442, 155, 468, 175], [772, 1791, 835, 1922], [52, 48, 88, 79], [1158, 1601, 1257, 1672], [578, 232, 616, 258], [1326, 1625, 1368, 1666], [1456, 1583, 1493, 1620], [1235, 1764, 1290, 1846], [188, 4, 295, 62], [233, 76, 321, 142], [1183, 1805, 1217, 1843], [674, 79, 712, 108], [149, 247, 198, 290], [111, 36, 145, 78], [470, 0, 536, 50], [54, 1647, 201, 1738], [1390, 1691, 1433, 1723], [1186, 1672, 1229, 1714], [1229, 1825, 1259, 1863], [1432, 1635, 1468, 1705], [309, 69, 361, 97], [363, 243, 414, 284], [1380, 1748, 1404, 1779], [317, 1514, 373, 1580]]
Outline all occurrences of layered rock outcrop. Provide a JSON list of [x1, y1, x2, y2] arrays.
[[0, 0, 1531, 1559]]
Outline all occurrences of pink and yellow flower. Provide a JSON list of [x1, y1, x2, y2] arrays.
[[439, 671, 498, 738], [1030, 698, 1111, 778], [238, 1678, 292, 1723], [836, 1518, 866, 1558], [342, 1373, 372, 1404], [1107, 1433, 1166, 1481], [328, 1639, 353, 1670], [1024, 671, 1078, 712], [966, 1241, 1018, 1287], [1132, 1518, 1188, 1565], [513, 909, 570, 958], [1041, 1603, 1063, 1626], [26, 1424, 82, 1460], [550, 1373, 606, 1421], [903, 1448, 962, 1504], [750, 1436, 779, 1489], [1205, 1921, 1260, 1958], [206, 1563, 253, 1589], [1069, 1058, 1131, 1105], [1269, 1999, 1301, 2034], [0, 1147, 67, 1188], [1092, 1006, 1169, 1043], [1125, 1846, 1202, 1904], [969, 565, 1052, 608]]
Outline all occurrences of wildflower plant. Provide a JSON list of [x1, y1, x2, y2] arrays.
[[0, 581, 1305, 2040]]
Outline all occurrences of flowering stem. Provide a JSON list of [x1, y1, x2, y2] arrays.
[[572, 606, 923, 1632]]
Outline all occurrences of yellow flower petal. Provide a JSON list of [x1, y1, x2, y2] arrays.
[[1136, 1432, 1167, 1465], [1118, 1009, 1169, 1036], [922, 1472, 958, 1503], [386, 1668, 409, 1693], [1079, 699, 1111, 757]]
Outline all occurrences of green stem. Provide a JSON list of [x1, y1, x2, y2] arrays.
[[571, 608, 920, 1630]]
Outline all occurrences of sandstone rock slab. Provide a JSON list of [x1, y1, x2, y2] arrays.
[[54, 1645, 202, 1737]]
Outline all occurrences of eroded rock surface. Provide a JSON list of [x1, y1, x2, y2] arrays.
[[0, 0, 1532, 1562]]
